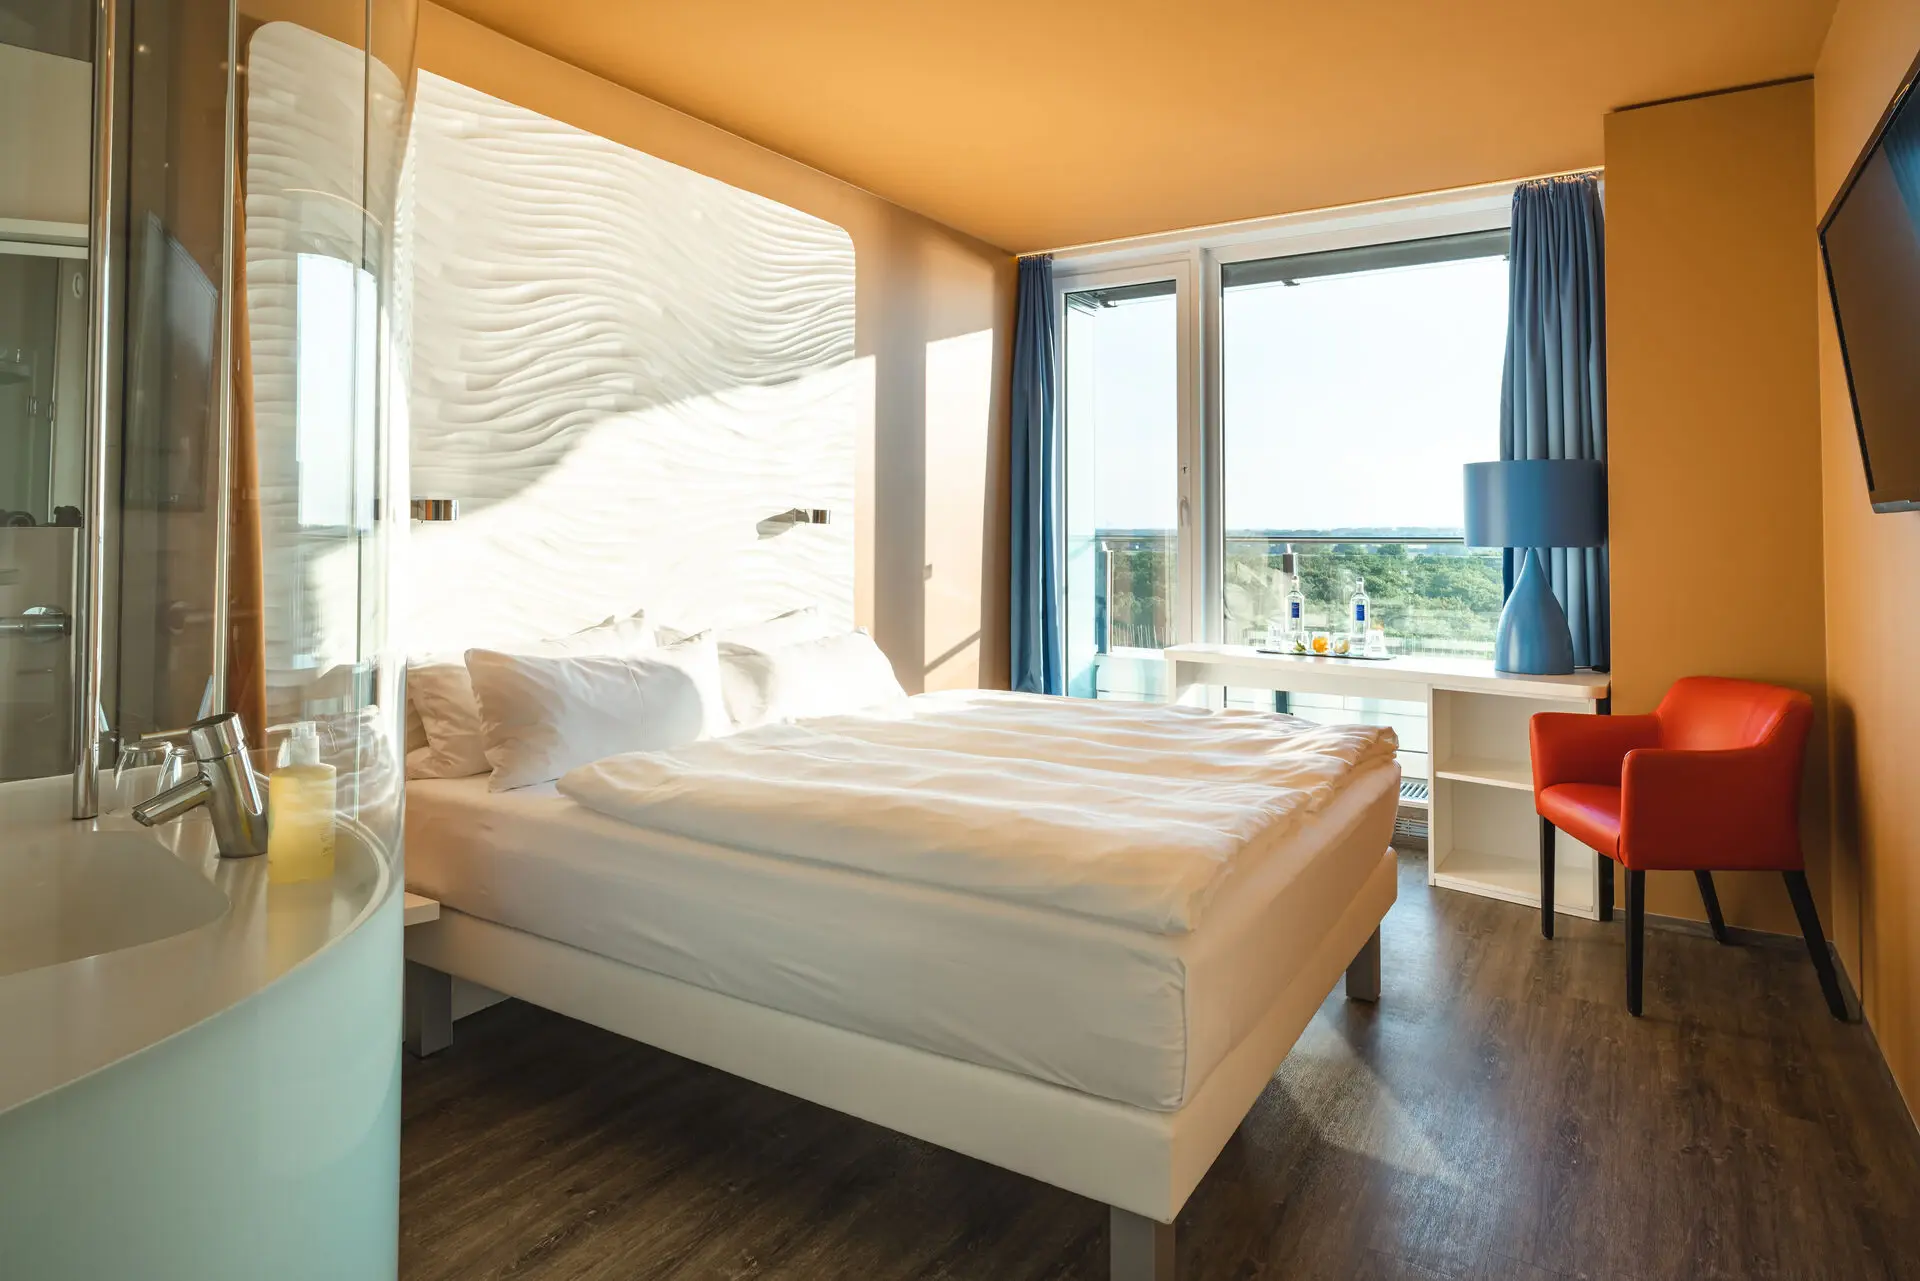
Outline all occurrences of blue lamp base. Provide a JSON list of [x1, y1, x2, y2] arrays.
[[1495, 547, 1576, 675]]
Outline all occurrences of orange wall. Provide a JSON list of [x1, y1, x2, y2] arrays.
[[1604, 80, 1828, 934], [1814, 0, 1920, 1109], [416, 4, 1017, 691]]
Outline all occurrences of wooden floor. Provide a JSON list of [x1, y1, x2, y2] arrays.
[[401, 853, 1920, 1280]]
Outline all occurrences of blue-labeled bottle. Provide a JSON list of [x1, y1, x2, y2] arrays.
[[1349, 577, 1370, 641]]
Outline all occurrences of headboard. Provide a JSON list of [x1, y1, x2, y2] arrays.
[[402, 70, 858, 654]]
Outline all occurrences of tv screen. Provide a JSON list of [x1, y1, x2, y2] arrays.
[[1821, 68, 1920, 513]]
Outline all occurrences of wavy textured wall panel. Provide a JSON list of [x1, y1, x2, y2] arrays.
[[404, 71, 858, 653]]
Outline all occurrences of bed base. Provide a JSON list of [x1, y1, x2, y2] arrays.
[[404, 848, 1397, 1279], [403, 961, 453, 1059]]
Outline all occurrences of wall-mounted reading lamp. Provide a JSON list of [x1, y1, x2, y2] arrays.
[[757, 507, 831, 538], [410, 498, 460, 522]]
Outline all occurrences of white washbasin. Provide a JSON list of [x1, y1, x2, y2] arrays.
[[0, 829, 230, 978]]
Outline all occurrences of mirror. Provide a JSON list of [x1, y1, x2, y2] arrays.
[[0, 0, 92, 781], [0, 1, 92, 530]]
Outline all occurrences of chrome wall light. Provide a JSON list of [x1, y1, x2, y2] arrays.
[[757, 507, 831, 538]]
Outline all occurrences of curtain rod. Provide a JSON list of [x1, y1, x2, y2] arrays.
[[1018, 165, 1605, 260]]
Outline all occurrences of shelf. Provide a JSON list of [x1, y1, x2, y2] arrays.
[[1433, 757, 1533, 791], [403, 892, 441, 927], [1432, 846, 1547, 909], [1431, 845, 1594, 915]]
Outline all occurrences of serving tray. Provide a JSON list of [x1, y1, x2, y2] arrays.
[[1253, 647, 1396, 661]]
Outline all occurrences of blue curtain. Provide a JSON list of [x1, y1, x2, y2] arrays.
[[1009, 255, 1064, 694], [1500, 175, 1610, 670]]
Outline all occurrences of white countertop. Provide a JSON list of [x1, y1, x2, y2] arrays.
[[1163, 643, 1610, 702], [0, 775, 393, 1117]]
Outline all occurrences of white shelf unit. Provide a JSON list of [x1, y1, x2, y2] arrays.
[[1428, 685, 1605, 917], [1164, 645, 1609, 918]]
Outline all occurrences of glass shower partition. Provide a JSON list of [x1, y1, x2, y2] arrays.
[[218, 0, 418, 858], [37, 0, 422, 864]]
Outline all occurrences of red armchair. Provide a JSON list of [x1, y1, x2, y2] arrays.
[[1530, 676, 1847, 1020]]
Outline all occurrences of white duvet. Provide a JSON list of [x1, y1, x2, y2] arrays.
[[557, 690, 1398, 935]]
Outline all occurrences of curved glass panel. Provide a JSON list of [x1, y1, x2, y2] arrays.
[[235, 0, 417, 870]]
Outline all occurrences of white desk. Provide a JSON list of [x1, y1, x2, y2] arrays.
[[1165, 644, 1611, 918]]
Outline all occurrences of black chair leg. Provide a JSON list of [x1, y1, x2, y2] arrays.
[[1598, 855, 1614, 923], [1695, 871, 1729, 943], [1539, 816, 1555, 940], [1625, 869, 1646, 1017], [1783, 871, 1850, 1021]]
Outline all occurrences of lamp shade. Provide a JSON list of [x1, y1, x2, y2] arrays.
[[1462, 459, 1606, 549]]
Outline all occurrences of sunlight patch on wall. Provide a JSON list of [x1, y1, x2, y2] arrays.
[[922, 329, 994, 690]]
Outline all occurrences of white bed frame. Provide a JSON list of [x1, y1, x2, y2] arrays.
[[403, 847, 1398, 1280]]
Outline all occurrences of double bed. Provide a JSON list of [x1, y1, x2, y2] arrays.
[[402, 689, 1402, 1280]]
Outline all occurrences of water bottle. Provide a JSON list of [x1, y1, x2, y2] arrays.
[[1349, 577, 1370, 641]]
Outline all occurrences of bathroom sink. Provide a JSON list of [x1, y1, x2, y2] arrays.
[[0, 830, 229, 978]]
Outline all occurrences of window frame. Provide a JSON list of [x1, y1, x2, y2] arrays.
[[1052, 255, 1200, 666], [1054, 181, 1517, 662]]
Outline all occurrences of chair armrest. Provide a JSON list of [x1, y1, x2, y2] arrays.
[[1530, 713, 1659, 792], [1619, 746, 1803, 871]]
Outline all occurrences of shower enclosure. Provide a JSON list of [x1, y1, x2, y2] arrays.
[[0, 0, 417, 1274], [1, 0, 417, 799]]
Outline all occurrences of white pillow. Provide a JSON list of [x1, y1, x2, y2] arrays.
[[404, 699, 429, 755], [405, 660, 491, 779], [465, 637, 728, 791], [721, 629, 905, 728], [404, 613, 657, 780]]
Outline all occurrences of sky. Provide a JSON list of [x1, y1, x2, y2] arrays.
[[1065, 254, 1510, 534]]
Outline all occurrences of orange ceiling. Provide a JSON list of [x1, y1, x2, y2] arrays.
[[433, 0, 1839, 253]]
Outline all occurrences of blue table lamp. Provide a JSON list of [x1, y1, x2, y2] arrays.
[[1463, 460, 1607, 675]]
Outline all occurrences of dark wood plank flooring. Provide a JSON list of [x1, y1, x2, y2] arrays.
[[401, 853, 1920, 1280]]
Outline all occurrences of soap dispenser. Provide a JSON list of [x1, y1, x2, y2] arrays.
[[267, 721, 336, 884]]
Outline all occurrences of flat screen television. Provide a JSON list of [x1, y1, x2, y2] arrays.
[[1821, 60, 1920, 513]]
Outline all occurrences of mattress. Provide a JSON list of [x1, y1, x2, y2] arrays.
[[406, 759, 1400, 1113]]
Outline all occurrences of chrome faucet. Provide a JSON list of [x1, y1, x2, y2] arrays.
[[130, 713, 269, 858]]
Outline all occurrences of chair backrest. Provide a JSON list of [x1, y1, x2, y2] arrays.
[[1654, 676, 1812, 755]]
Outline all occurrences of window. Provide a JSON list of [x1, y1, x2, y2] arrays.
[[1061, 272, 1187, 701], [1053, 190, 1514, 724], [1221, 231, 1509, 657]]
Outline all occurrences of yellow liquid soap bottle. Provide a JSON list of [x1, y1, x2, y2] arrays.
[[268, 721, 336, 884]]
